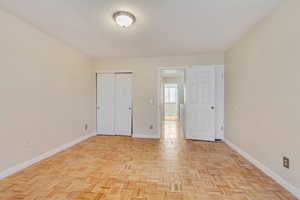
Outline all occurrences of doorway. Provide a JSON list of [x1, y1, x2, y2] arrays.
[[158, 66, 224, 141], [160, 69, 185, 139]]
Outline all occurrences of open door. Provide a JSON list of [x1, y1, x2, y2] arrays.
[[185, 67, 216, 141]]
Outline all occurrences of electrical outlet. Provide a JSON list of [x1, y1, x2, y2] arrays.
[[283, 156, 290, 169]]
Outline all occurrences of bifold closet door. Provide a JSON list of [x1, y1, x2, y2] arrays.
[[114, 73, 132, 136], [185, 67, 216, 141], [97, 73, 115, 134]]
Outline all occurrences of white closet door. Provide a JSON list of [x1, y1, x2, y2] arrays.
[[97, 73, 115, 134], [185, 67, 216, 141], [215, 67, 224, 140], [114, 73, 133, 136]]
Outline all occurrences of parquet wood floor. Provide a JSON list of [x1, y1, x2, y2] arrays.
[[0, 121, 297, 200]]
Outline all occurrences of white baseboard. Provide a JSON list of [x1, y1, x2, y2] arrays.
[[0, 133, 96, 179], [133, 134, 160, 139], [96, 133, 160, 139], [95, 132, 160, 139], [224, 138, 300, 199], [96, 133, 115, 136]]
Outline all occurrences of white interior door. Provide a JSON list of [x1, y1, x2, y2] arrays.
[[185, 67, 216, 141], [114, 73, 133, 136], [97, 73, 115, 134]]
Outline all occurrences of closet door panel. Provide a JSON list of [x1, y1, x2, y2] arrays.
[[114, 73, 132, 136], [97, 73, 115, 134]]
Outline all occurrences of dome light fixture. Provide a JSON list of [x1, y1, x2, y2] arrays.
[[113, 11, 136, 28]]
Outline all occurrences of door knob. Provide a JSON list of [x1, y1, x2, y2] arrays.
[[211, 106, 215, 110], [129, 107, 132, 110], [97, 106, 100, 110]]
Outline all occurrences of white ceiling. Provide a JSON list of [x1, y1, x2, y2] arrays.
[[0, 0, 281, 58]]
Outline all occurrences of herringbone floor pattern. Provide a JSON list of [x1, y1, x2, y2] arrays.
[[0, 121, 296, 199]]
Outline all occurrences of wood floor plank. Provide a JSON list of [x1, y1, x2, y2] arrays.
[[0, 121, 297, 199]]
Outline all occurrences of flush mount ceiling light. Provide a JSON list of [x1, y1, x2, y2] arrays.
[[113, 11, 136, 28]]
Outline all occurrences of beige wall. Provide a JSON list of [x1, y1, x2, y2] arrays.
[[225, 0, 300, 190], [93, 54, 224, 138], [0, 10, 94, 172]]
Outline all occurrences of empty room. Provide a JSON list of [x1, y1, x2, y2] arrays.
[[0, 0, 299, 199]]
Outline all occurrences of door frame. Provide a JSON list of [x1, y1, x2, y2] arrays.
[[157, 66, 188, 138], [96, 71, 134, 136], [157, 65, 224, 140]]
